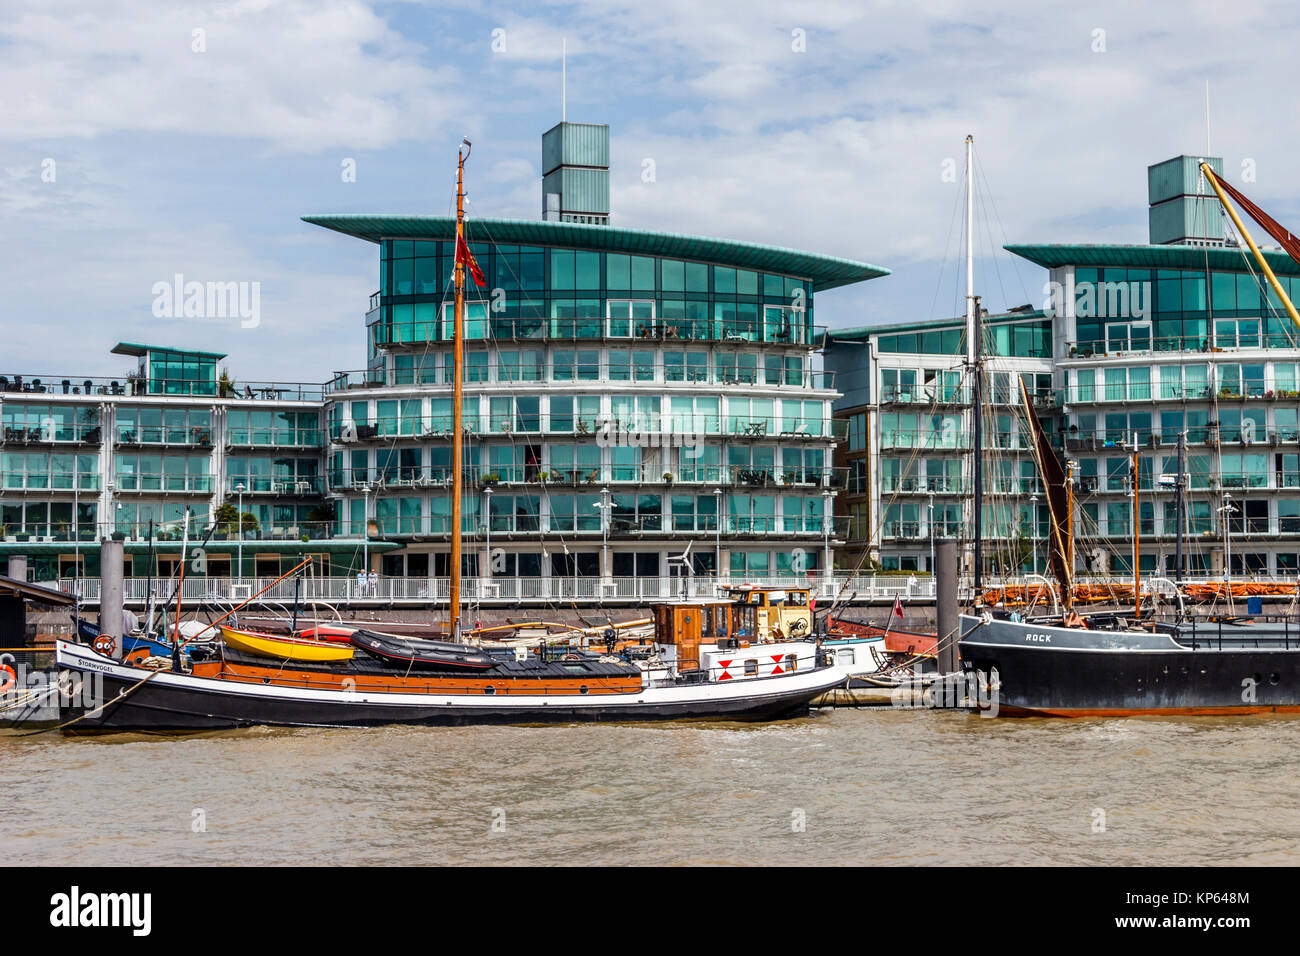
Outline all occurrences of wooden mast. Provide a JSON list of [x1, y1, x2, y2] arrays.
[[1065, 461, 1075, 610], [451, 141, 469, 641], [1132, 438, 1140, 619]]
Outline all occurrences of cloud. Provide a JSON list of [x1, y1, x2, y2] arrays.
[[0, 0, 458, 152], [5, 0, 1300, 379]]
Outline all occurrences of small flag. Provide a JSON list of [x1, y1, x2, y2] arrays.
[[456, 234, 487, 288], [891, 596, 904, 619]]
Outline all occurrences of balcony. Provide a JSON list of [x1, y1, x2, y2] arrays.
[[1, 474, 101, 494], [115, 425, 212, 448], [328, 415, 847, 444], [113, 474, 214, 494], [2, 424, 102, 445], [880, 477, 970, 495], [324, 365, 839, 394], [225, 427, 322, 449], [227, 476, 323, 496], [370, 316, 825, 350]]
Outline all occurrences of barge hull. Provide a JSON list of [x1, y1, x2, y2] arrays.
[[959, 614, 1300, 717]]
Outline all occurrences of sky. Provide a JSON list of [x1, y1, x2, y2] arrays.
[[3, 0, 1299, 384]]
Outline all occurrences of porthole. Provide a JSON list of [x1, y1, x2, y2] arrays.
[[484, 685, 496, 695], [1270, 673, 1281, 686], [579, 685, 589, 695]]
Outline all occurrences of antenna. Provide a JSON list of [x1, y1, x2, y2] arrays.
[[562, 38, 567, 122], [1205, 79, 1211, 156]]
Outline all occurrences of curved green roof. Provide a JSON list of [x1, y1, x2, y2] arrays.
[[1006, 243, 1300, 276], [303, 215, 890, 292]]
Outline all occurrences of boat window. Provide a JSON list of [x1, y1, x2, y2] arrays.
[[735, 605, 757, 638], [744, 660, 758, 676], [484, 686, 496, 695], [838, 649, 855, 665], [785, 654, 798, 671], [579, 685, 590, 695], [561, 663, 590, 674]]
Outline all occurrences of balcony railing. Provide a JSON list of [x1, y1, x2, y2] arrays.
[[327, 466, 848, 493], [112, 474, 214, 493], [226, 476, 323, 496], [1065, 335, 1300, 358], [328, 415, 847, 443], [370, 316, 824, 348], [114, 426, 212, 447], [324, 365, 839, 393], [225, 427, 322, 448], [2, 424, 102, 444], [0, 473, 101, 492]]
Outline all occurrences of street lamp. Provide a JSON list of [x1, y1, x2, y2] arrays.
[[593, 487, 610, 586], [236, 482, 245, 580]]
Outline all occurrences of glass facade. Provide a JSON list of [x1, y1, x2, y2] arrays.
[[372, 240, 815, 350]]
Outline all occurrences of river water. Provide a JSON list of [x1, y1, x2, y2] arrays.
[[4, 709, 1298, 866]]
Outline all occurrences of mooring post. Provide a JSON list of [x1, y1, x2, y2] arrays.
[[99, 535, 125, 659], [936, 538, 959, 677]]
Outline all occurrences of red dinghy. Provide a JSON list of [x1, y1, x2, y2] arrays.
[[296, 624, 357, 644]]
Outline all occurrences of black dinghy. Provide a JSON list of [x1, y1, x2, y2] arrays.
[[349, 629, 496, 671]]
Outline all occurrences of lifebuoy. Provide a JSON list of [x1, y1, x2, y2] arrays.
[[0, 664, 15, 694], [92, 634, 116, 657]]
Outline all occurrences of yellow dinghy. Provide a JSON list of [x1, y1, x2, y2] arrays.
[[219, 625, 355, 662]]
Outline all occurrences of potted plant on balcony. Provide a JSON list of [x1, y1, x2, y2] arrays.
[[482, 472, 500, 486], [218, 370, 237, 398], [662, 471, 674, 485]]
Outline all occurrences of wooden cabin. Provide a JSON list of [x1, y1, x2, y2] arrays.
[[717, 586, 813, 642], [652, 587, 814, 671]]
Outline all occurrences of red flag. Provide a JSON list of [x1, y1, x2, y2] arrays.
[[456, 234, 487, 288], [891, 596, 904, 619]]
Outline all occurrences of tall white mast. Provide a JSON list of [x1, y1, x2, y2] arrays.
[[965, 134, 984, 593], [965, 134, 975, 360]]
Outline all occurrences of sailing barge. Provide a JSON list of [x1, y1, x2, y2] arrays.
[[959, 161, 1300, 717], [54, 142, 845, 731], [54, 625, 843, 729]]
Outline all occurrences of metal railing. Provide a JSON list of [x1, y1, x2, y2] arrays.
[[45, 572, 933, 607], [369, 316, 824, 348], [327, 415, 847, 442]]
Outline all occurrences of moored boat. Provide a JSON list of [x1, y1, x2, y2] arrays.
[[348, 629, 494, 671], [959, 611, 1300, 717], [54, 629, 845, 730], [220, 625, 355, 663], [296, 624, 357, 644]]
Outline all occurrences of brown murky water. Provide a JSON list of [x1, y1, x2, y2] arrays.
[[4, 710, 1299, 866]]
